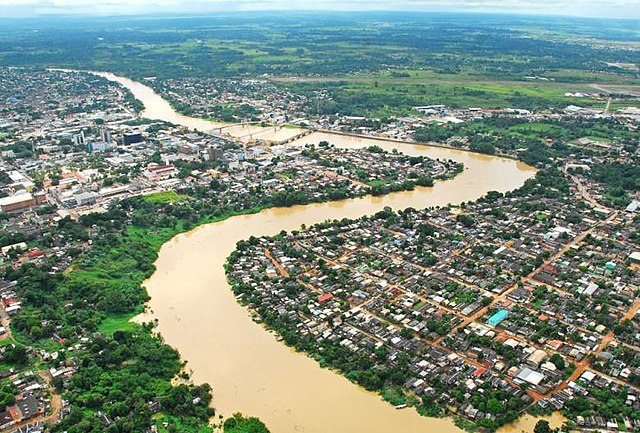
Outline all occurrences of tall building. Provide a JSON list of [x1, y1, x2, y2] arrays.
[[100, 128, 112, 143], [145, 165, 177, 181], [88, 141, 114, 153], [74, 191, 99, 207], [206, 146, 224, 161], [73, 130, 85, 146], [123, 131, 143, 145]]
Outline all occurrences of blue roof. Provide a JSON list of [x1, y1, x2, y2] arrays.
[[487, 309, 509, 327]]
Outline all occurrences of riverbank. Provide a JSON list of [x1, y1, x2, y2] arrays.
[[141, 152, 535, 433], [316, 129, 527, 163], [90, 71, 540, 433]]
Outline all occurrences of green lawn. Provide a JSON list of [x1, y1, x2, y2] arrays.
[[97, 312, 142, 336], [143, 191, 186, 204]]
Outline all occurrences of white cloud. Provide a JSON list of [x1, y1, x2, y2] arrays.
[[0, 0, 638, 18]]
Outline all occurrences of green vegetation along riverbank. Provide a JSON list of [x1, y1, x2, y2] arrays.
[[5, 139, 463, 432]]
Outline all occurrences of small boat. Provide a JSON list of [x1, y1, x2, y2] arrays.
[[395, 404, 408, 410]]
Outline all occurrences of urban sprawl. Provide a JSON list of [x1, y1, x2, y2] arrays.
[[0, 67, 638, 432]]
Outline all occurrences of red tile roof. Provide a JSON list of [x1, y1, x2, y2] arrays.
[[318, 293, 333, 303]]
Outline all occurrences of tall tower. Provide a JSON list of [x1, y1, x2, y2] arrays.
[[100, 128, 112, 143]]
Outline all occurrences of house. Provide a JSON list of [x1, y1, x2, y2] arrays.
[[515, 367, 545, 386], [534, 265, 557, 285], [580, 370, 597, 383], [0, 411, 13, 429], [26, 248, 46, 260], [16, 395, 40, 420], [318, 293, 334, 303], [527, 350, 548, 368], [145, 165, 177, 181], [487, 310, 509, 327]]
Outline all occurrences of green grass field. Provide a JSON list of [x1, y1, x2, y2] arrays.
[[277, 68, 640, 116], [143, 191, 186, 204], [97, 312, 142, 336]]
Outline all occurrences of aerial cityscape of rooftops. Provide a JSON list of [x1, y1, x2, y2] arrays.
[[0, 2, 639, 433]]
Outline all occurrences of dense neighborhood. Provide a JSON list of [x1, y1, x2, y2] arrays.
[[0, 68, 468, 432], [0, 8, 639, 433], [0, 57, 639, 433], [227, 164, 640, 431]]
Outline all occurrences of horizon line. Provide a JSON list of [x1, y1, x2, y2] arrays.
[[1, 9, 640, 21]]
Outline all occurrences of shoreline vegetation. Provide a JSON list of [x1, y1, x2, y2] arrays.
[[219, 165, 609, 432], [9, 139, 466, 432], [7, 70, 637, 432], [0, 11, 637, 433], [0, 11, 638, 432]]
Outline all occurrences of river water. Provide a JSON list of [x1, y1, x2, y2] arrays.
[[94, 72, 303, 143], [95, 72, 555, 433]]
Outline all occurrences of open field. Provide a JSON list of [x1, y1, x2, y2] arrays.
[[278, 73, 640, 115]]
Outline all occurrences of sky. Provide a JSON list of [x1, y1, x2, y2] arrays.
[[1, 0, 639, 19]]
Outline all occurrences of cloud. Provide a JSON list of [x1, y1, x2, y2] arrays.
[[0, 0, 639, 18]]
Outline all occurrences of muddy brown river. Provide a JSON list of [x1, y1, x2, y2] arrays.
[[95, 72, 560, 433]]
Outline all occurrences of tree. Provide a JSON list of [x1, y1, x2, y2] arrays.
[[3, 345, 28, 365], [224, 413, 270, 433], [486, 397, 504, 414], [400, 328, 414, 339], [550, 353, 565, 370], [456, 213, 475, 227], [534, 420, 553, 433]]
